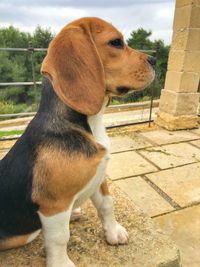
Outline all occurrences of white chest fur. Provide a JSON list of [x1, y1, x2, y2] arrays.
[[87, 97, 110, 151], [73, 97, 110, 207]]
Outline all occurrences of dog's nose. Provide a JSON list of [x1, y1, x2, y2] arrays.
[[147, 56, 156, 68]]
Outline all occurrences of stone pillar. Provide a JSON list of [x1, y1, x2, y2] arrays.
[[156, 0, 200, 130]]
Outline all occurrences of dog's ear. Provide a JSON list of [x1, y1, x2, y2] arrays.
[[41, 24, 105, 116]]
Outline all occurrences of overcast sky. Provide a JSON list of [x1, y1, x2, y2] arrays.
[[0, 0, 175, 44]]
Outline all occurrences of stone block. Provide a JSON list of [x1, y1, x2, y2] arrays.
[[190, 139, 200, 147], [110, 136, 136, 153], [167, 50, 185, 71], [159, 90, 199, 116], [139, 142, 200, 169], [164, 71, 200, 93], [139, 129, 199, 145], [154, 205, 200, 267], [191, 127, 200, 135], [174, 4, 200, 30], [110, 135, 152, 153], [187, 29, 200, 50], [176, 0, 200, 8], [115, 176, 174, 217], [173, 5, 192, 30], [184, 51, 200, 72], [171, 29, 200, 51], [107, 151, 157, 180], [168, 50, 200, 73], [156, 111, 198, 130], [171, 29, 188, 50], [147, 163, 200, 207], [191, 5, 200, 27]]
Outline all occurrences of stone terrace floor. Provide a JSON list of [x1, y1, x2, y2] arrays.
[[108, 127, 200, 267], [1, 127, 200, 266]]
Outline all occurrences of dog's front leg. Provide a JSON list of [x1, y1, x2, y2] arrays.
[[91, 180, 129, 245], [38, 208, 75, 267]]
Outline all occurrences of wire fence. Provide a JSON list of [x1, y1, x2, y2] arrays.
[[0, 43, 160, 140]]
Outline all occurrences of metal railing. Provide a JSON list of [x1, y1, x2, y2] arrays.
[[0, 43, 159, 140], [0, 42, 46, 91]]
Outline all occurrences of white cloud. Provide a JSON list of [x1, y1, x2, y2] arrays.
[[0, 0, 175, 44]]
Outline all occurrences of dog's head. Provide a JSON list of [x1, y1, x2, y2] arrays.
[[41, 17, 155, 115]]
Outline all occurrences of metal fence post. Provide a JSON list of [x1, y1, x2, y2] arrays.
[[28, 41, 37, 94], [148, 42, 160, 127]]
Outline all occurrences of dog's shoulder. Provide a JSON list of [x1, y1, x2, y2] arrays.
[[30, 120, 106, 216]]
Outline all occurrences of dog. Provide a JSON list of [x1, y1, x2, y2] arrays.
[[0, 17, 155, 267]]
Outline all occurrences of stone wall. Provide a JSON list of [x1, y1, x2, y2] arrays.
[[156, 0, 200, 130]]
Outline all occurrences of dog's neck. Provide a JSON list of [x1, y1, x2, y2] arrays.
[[37, 78, 91, 132], [36, 78, 109, 149]]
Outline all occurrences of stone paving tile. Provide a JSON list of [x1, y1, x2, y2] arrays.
[[154, 205, 200, 267], [110, 135, 152, 153], [0, 140, 16, 150], [190, 139, 200, 148], [103, 108, 158, 127], [0, 150, 8, 160], [139, 143, 200, 169], [107, 151, 158, 180], [115, 176, 174, 217], [0, 125, 26, 131], [139, 129, 200, 145], [146, 163, 200, 207], [191, 127, 200, 136]]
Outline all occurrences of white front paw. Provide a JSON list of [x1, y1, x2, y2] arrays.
[[104, 223, 129, 245], [67, 259, 76, 267], [47, 257, 76, 267], [70, 207, 82, 222]]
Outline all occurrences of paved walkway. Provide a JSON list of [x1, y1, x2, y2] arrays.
[[2, 127, 200, 266], [0, 107, 159, 131], [108, 127, 200, 267]]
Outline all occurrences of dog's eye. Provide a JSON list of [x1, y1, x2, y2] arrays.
[[108, 39, 124, 49]]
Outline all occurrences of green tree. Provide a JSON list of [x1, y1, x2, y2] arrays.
[[32, 26, 54, 48], [31, 26, 54, 80], [127, 28, 153, 50], [0, 26, 30, 48], [0, 26, 54, 113]]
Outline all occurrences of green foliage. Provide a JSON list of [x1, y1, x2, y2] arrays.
[[32, 26, 54, 48], [127, 28, 153, 50], [0, 101, 28, 114], [0, 26, 54, 114]]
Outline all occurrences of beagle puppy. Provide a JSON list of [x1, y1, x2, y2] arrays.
[[0, 17, 155, 267]]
